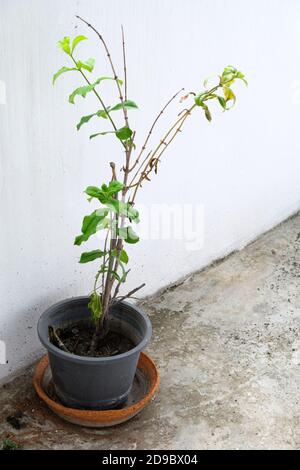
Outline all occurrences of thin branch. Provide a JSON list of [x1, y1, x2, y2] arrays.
[[110, 161, 117, 180], [129, 106, 193, 203], [76, 15, 129, 130], [128, 88, 184, 176], [75, 17, 137, 213], [133, 110, 191, 201], [112, 279, 122, 301], [101, 230, 109, 290], [122, 131, 135, 194], [115, 283, 146, 302], [121, 25, 127, 101], [128, 82, 223, 203], [70, 55, 118, 133], [94, 269, 102, 292], [49, 326, 70, 353]]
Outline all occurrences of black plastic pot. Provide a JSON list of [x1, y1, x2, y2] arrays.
[[37, 297, 152, 410]]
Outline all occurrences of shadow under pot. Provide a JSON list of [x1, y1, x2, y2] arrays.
[[37, 296, 152, 410]]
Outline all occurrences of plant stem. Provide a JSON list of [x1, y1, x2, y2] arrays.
[[76, 15, 129, 131], [73, 18, 138, 345], [121, 25, 128, 102], [70, 55, 118, 134]]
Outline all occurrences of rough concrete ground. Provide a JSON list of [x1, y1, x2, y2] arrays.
[[1, 213, 300, 450]]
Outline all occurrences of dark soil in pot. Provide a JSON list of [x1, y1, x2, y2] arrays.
[[49, 320, 134, 357]]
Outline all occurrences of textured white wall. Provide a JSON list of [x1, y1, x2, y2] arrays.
[[1, 0, 300, 381]]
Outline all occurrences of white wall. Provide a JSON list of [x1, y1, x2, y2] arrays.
[[1, 0, 300, 381]]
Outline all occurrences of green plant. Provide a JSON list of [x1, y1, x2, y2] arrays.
[[53, 16, 247, 353], [1, 438, 21, 450]]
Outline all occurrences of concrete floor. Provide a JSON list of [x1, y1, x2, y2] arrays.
[[1, 213, 300, 450]]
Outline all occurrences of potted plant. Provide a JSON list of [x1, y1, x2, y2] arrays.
[[37, 16, 247, 410]]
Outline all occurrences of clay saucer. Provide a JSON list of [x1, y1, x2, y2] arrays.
[[33, 353, 159, 428]]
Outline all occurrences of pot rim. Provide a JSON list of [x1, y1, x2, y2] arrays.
[[37, 296, 152, 364]]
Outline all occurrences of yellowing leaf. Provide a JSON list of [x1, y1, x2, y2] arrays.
[[223, 86, 236, 106]]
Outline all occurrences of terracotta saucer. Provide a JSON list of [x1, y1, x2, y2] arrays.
[[33, 353, 159, 428]]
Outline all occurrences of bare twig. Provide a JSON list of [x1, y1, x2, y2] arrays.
[[128, 88, 184, 176], [121, 25, 127, 101], [115, 283, 146, 302], [101, 230, 109, 290], [112, 279, 122, 301], [110, 161, 117, 180], [128, 82, 222, 203], [49, 326, 70, 353], [129, 106, 194, 203], [75, 17, 135, 237], [76, 15, 129, 130], [122, 131, 135, 195]]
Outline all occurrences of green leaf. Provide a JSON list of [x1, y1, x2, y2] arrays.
[[194, 92, 209, 107], [90, 131, 115, 139], [82, 101, 137, 128], [85, 186, 104, 200], [69, 80, 99, 104], [119, 249, 129, 264], [116, 126, 133, 141], [111, 270, 122, 282], [77, 113, 97, 130], [71, 35, 87, 53], [106, 200, 139, 222], [220, 65, 247, 87], [90, 125, 133, 141], [88, 292, 102, 323], [52, 66, 78, 85], [118, 226, 140, 244], [236, 70, 248, 86], [221, 65, 237, 85], [110, 100, 138, 112], [111, 256, 128, 281], [96, 109, 109, 119], [82, 209, 107, 232], [69, 84, 94, 104], [74, 209, 108, 246], [217, 96, 227, 110], [223, 65, 237, 74], [118, 261, 128, 282], [79, 250, 105, 264], [69, 77, 117, 104], [85, 181, 124, 203], [106, 180, 124, 195], [77, 58, 95, 73], [58, 37, 71, 55]]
